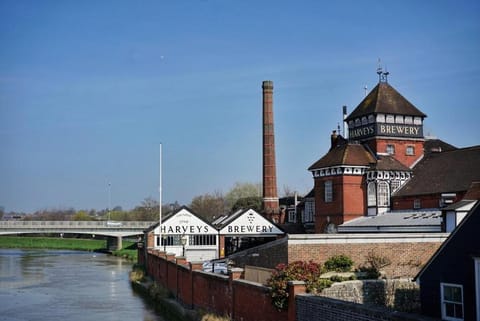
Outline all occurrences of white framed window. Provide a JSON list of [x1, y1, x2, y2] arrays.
[[377, 181, 390, 207], [414, 199, 421, 209], [441, 283, 464, 321], [189, 234, 216, 246], [303, 200, 315, 223], [386, 115, 395, 123], [324, 180, 333, 203], [406, 146, 415, 156], [288, 210, 296, 223], [367, 182, 377, 206], [386, 144, 395, 155]]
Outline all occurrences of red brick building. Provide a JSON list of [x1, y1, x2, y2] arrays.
[[308, 72, 480, 234]]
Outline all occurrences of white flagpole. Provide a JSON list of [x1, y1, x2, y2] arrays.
[[159, 143, 162, 248]]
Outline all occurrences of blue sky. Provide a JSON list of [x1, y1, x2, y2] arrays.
[[1, 0, 479, 213]]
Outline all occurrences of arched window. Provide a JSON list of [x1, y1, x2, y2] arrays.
[[367, 182, 377, 206], [377, 181, 390, 207]]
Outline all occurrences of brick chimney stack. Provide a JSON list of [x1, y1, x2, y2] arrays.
[[262, 80, 280, 218]]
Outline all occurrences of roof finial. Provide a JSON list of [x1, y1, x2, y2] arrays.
[[376, 58, 389, 83]]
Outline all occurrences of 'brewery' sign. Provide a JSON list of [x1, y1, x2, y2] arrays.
[[219, 209, 284, 235], [349, 123, 423, 140]]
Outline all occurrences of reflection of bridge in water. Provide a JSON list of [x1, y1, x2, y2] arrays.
[[0, 221, 156, 250]]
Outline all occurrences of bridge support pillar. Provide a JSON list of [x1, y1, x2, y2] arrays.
[[107, 236, 123, 251]]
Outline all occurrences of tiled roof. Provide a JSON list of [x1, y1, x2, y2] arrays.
[[308, 143, 375, 170], [393, 146, 480, 197], [345, 82, 426, 122], [424, 138, 457, 154], [373, 155, 411, 171]]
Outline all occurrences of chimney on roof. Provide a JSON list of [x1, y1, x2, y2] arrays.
[[262, 80, 279, 217], [330, 130, 338, 149]]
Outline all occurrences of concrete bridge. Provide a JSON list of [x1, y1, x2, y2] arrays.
[[0, 220, 156, 250]]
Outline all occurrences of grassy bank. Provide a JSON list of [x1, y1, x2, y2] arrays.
[[0, 236, 106, 251], [111, 241, 138, 261]]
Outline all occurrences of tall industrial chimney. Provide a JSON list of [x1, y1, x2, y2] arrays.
[[262, 80, 279, 217]]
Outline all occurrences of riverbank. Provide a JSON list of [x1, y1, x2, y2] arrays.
[[0, 236, 138, 261], [0, 236, 106, 251]]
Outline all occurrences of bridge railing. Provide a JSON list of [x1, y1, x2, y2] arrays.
[[0, 221, 156, 229]]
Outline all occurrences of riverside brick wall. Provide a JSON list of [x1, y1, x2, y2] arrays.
[[140, 249, 288, 321]]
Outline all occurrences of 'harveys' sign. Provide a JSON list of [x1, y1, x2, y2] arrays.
[[349, 123, 423, 140], [219, 209, 284, 235], [155, 208, 216, 235]]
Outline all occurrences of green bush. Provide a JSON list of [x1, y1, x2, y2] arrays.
[[324, 255, 354, 272], [266, 261, 331, 311]]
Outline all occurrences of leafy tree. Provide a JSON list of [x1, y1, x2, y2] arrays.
[[231, 196, 262, 213], [72, 210, 93, 221], [0, 206, 4, 220], [189, 191, 225, 222], [224, 182, 261, 211]]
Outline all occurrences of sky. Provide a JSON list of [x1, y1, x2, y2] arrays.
[[1, 0, 479, 213]]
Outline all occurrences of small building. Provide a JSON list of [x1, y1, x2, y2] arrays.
[[147, 206, 219, 262], [415, 202, 480, 321], [213, 208, 284, 257]]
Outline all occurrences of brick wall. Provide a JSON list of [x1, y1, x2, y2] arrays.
[[229, 237, 288, 269], [368, 139, 424, 168], [296, 295, 437, 321], [287, 234, 447, 278]]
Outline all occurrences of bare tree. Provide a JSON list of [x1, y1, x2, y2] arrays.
[[189, 190, 225, 222]]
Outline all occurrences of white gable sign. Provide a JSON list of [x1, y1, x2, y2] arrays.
[[219, 209, 284, 235], [154, 208, 216, 235]]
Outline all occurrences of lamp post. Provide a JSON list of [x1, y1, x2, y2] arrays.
[[162, 234, 167, 252], [180, 234, 187, 257]]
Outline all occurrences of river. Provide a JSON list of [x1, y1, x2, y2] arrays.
[[0, 249, 166, 321]]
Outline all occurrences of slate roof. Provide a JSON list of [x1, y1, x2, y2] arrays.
[[424, 138, 457, 154], [393, 146, 480, 197], [372, 154, 411, 171], [338, 210, 442, 233], [345, 82, 426, 122], [308, 143, 376, 170]]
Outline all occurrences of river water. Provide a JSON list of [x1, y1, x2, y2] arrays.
[[0, 249, 166, 321]]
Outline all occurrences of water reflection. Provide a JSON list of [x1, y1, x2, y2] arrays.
[[0, 249, 165, 321]]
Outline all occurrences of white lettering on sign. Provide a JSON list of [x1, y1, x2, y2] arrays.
[[226, 225, 274, 234], [161, 225, 210, 234], [379, 124, 420, 136], [349, 125, 375, 139]]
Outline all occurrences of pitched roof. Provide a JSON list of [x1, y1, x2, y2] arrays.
[[424, 138, 457, 154], [338, 210, 442, 233], [308, 143, 375, 170], [414, 202, 480, 281], [393, 146, 480, 197], [345, 82, 426, 122], [373, 154, 411, 171]]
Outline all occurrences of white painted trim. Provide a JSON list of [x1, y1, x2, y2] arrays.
[[440, 282, 464, 321], [287, 233, 449, 245]]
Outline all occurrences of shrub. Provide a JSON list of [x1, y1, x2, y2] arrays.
[[324, 255, 354, 272], [266, 261, 331, 311]]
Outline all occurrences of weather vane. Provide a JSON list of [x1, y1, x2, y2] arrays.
[[376, 58, 389, 83]]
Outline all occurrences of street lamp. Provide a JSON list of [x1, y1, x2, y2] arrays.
[[162, 234, 167, 252], [180, 234, 187, 257]]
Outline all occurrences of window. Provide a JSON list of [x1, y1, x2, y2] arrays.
[[303, 200, 315, 223], [377, 181, 390, 207], [391, 180, 401, 193], [189, 234, 216, 246], [386, 144, 395, 155], [441, 283, 464, 320], [367, 182, 377, 206], [406, 146, 415, 156], [414, 199, 421, 209], [161, 235, 182, 246], [324, 180, 333, 202], [288, 210, 296, 223]]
